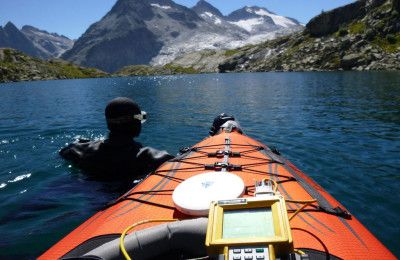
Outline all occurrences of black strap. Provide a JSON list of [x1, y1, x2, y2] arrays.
[[259, 148, 352, 219], [204, 162, 242, 171]]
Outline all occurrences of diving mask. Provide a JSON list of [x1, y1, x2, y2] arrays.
[[133, 110, 147, 124]]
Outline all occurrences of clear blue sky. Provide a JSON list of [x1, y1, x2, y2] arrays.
[[0, 0, 355, 39]]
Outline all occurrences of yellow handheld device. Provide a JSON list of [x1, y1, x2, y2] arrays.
[[205, 196, 293, 260]]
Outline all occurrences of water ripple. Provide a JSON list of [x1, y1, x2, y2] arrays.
[[7, 173, 32, 183], [0, 72, 399, 257]]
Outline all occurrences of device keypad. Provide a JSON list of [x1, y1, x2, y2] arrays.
[[228, 246, 269, 260]]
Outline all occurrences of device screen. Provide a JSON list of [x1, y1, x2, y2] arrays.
[[222, 208, 275, 238]]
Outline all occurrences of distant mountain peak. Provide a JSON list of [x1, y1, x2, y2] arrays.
[[227, 5, 300, 29], [150, 0, 175, 5], [110, 0, 153, 19], [4, 21, 19, 31], [0, 21, 47, 58], [20, 25, 74, 58], [21, 25, 38, 31], [245, 6, 275, 15], [21, 25, 65, 39], [192, 0, 223, 17], [227, 6, 261, 21], [62, 0, 302, 72]]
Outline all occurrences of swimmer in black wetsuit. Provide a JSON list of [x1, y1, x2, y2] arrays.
[[209, 113, 242, 136], [60, 97, 174, 188]]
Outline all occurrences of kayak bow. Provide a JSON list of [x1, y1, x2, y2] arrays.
[[39, 127, 395, 259]]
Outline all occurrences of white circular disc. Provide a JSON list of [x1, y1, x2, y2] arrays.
[[172, 172, 245, 216]]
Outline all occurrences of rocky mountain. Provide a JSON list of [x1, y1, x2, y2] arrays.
[[0, 22, 74, 60], [21, 26, 74, 58], [164, 0, 399, 72], [0, 48, 107, 83], [0, 22, 47, 58], [224, 6, 302, 46], [62, 0, 302, 72], [192, 0, 223, 17], [226, 6, 300, 33]]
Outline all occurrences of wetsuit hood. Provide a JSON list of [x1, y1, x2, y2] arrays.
[[105, 97, 141, 137]]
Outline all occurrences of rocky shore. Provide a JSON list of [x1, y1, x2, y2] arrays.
[[114, 64, 198, 76], [0, 48, 107, 83], [165, 0, 400, 73], [1, 0, 399, 82]]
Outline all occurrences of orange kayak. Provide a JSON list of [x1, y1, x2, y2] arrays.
[[39, 129, 395, 259]]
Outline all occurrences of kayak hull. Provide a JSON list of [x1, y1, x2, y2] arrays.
[[39, 131, 395, 259]]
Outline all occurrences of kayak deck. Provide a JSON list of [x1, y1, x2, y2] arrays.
[[39, 131, 395, 259]]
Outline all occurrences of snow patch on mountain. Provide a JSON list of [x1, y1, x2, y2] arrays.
[[150, 3, 303, 66], [62, 0, 303, 72], [201, 12, 222, 25], [254, 9, 296, 27], [150, 3, 172, 9], [151, 29, 281, 66], [254, 9, 271, 16], [229, 18, 264, 32], [269, 14, 296, 27], [247, 7, 297, 28]]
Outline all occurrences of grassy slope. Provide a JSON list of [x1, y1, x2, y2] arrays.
[[0, 48, 108, 83], [114, 64, 198, 76]]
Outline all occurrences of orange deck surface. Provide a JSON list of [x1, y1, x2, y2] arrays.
[[39, 131, 395, 259]]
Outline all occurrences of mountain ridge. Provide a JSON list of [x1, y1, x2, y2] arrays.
[[61, 0, 302, 72], [192, 0, 223, 17], [21, 25, 74, 58], [0, 22, 47, 58], [159, 0, 400, 73], [0, 22, 74, 60]]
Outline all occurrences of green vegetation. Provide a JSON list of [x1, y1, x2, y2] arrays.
[[114, 65, 154, 76], [373, 33, 400, 52], [224, 49, 240, 56], [163, 64, 198, 74], [0, 48, 107, 82], [47, 62, 106, 79], [115, 64, 199, 76], [3, 49, 14, 62], [348, 21, 366, 34], [335, 22, 365, 37], [337, 28, 349, 37], [386, 34, 397, 44], [330, 55, 341, 68]]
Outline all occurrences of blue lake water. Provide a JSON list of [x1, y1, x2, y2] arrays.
[[0, 72, 399, 258]]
